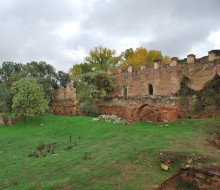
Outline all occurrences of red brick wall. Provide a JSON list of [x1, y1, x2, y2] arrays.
[[99, 57, 220, 122], [51, 54, 220, 122]]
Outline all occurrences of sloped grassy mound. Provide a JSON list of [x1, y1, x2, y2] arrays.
[[0, 115, 219, 189]]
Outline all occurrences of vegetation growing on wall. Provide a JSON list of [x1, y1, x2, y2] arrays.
[[192, 74, 220, 114], [178, 74, 220, 114], [177, 76, 194, 108]]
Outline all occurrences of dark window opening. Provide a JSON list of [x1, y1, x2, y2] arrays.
[[148, 84, 153, 95], [123, 86, 128, 96]]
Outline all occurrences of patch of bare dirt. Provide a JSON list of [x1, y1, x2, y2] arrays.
[[156, 165, 220, 190], [111, 161, 138, 190], [208, 130, 220, 149], [118, 161, 137, 182], [157, 151, 209, 169]]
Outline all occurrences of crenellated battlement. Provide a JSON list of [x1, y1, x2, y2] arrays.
[[106, 50, 220, 100], [52, 49, 220, 122], [108, 50, 220, 76]]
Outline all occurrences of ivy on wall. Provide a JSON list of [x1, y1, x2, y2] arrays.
[[177, 76, 194, 108], [192, 74, 220, 114], [178, 74, 220, 114]]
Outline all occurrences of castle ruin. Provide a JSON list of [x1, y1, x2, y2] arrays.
[[51, 50, 220, 122], [51, 82, 77, 115]]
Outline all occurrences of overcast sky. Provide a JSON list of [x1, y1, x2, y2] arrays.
[[0, 0, 220, 72]]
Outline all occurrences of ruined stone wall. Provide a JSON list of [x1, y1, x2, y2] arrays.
[[98, 96, 179, 122], [51, 82, 77, 115], [108, 67, 179, 97], [108, 59, 219, 98], [51, 50, 220, 122], [99, 50, 220, 122]]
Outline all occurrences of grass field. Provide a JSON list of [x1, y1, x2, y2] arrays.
[[0, 114, 220, 190]]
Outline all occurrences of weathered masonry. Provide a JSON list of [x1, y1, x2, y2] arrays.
[[98, 50, 220, 122], [51, 50, 220, 122], [51, 82, 77, 115]]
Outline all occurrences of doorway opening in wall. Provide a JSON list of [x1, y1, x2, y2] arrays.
[[123, 86, 128, 96], [148, 84, 153, 95]]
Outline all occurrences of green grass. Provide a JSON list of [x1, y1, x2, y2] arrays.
[[0, 114, 219, 190]]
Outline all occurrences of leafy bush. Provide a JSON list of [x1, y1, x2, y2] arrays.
[[77, 71, 115, 103], [11, 78, 49, 122], [79, 102, 99, 117]]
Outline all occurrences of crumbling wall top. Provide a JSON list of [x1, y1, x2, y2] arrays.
[[187, 54, 196, 64]]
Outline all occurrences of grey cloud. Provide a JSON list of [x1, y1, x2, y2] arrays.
[[141, 17, 218, 57], [0, 0, 83, 71], [82, 0, 220, 57], [0, 0, 219, 71], [1, 0, 80, 23]]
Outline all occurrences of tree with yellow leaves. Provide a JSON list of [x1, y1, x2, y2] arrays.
[[120, 47, 170, 70], [69, 64, 82, 81]]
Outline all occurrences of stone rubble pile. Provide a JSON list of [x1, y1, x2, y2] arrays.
[[93, 114, 129, 124]]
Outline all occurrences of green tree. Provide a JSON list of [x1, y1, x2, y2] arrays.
[[0, 84, 12, 112], [37, 77, 58, 105], [69, 63, 94, 81], [0, 62, 26, 111], [69, 64, 83, 81], [77, 71, 114, 116], [0, 62, 26, 86], [56, 71, 70, 87], [0, 61, 70, 113], [77, 71, 114, 103], [11, 78, 49, 122], [25, 61, 56, 78], [85, 45, 121, 71], [124, 48, 134, 59]]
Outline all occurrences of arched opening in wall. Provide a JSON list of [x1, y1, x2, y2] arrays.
[[148, 84, 153, 95], [137, 104, 161, 122]]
